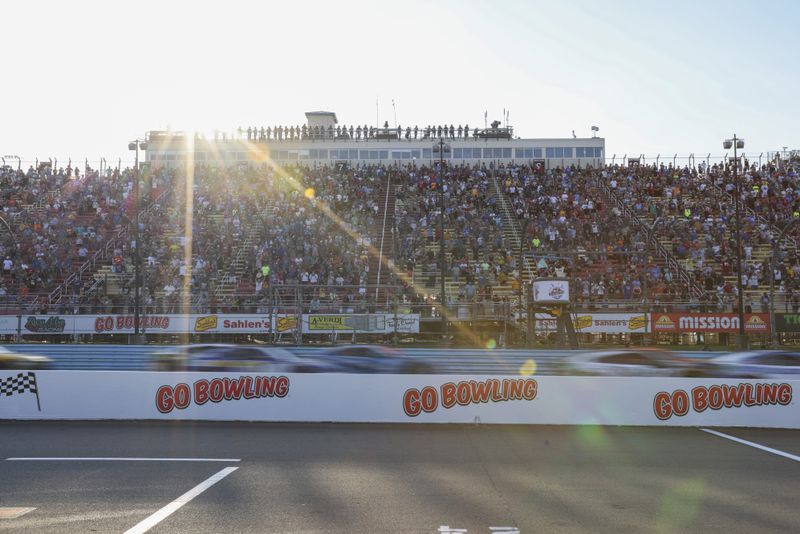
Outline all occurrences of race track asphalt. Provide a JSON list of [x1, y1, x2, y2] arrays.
[[0, 422, 798, 533]]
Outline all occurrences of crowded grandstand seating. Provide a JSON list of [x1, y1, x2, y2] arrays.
[[3, 153, 798, 316], [1, 164, 167, 312], [605, 159, 800, 312]]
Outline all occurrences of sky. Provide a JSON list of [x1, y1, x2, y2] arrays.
[[1, 0, 797, 167]]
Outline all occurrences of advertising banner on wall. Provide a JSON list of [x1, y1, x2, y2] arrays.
[[573, 313, 648, 334], [775, 313, 800, 333], [5, 314, 278, 335], [1, 371, 797, 428], [1, 313, 415, 335], [0, 315, 18, 335], [535, 313, 648, 333], [302, 314, 419, 334], [651, 313, 771, 333]]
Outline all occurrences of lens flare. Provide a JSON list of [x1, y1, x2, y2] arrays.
[[485, 338, 497, 349], [519, 359, 537, 376], [656, 478, 706, 532], [304, 187, 315, 199], [574, 425, 611, 452]]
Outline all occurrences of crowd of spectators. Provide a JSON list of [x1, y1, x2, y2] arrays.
[[394, 164, 518, 307], [236, 123, 482, 142], [496, 164, 691, 307], [3, 152, 799, 316], [1, 163, 169, 311], [605, 156, 800, 310]]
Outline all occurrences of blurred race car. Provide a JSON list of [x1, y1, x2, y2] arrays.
[[0, 346, 53, 370], [701, 351, 800, 379], [559, 349, 702, 377], [152, 344, 335, 373], [313, 345, 434, 374]]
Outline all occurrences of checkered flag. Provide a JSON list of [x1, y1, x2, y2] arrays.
[[0, 372, 41, 411]]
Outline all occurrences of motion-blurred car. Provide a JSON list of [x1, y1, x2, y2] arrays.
[[701, 351, 800, 379], [314, 345, 434, 374], [0, 346, 53, 370], [560, 349, 702, 377], [152, 344, 334, 373]]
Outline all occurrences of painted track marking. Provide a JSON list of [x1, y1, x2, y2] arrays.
[[123, 466, 238, 534], [0, 508, 36, 519], [700, 428, 800, 463]]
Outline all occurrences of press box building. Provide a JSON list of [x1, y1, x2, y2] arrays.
[[145, 110, 605, 169]]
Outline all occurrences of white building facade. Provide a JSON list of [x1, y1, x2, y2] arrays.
[[145, 111, 605, 169]]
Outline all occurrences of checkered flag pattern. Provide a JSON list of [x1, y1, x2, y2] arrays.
[[0, 372, 41, 411]]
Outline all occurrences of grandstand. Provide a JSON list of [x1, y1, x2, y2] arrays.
[[2, 113, 799, 346]]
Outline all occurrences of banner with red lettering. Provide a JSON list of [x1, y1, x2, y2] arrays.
[[1, 372, 797, 428], [10, 314, 285, 335]]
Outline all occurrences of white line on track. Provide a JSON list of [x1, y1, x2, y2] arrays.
[[0, 507, 36, 519], [700, 428, 800, 463], [123, 466, 238, 534], [5, 457, 240, 462]]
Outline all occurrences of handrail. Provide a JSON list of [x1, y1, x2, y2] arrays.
[[599, 181, 705, 298], [373, 173, 392, 300], [47, 187, 171, 305], [489, 171, 535, 283], [705, 173, 798, 253]]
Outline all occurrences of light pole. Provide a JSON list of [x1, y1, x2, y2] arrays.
[[724, 135, 746, 350], [434, 138, 449, 342], [128, 139, 148, 340]]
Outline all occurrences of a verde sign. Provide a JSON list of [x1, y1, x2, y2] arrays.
[[775, 314, 800, 332]]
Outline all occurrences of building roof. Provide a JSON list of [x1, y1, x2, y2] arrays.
[[304, 111, 338, 123]]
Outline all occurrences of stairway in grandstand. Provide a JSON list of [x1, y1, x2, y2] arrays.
[[489, 170, 535, 285], [709, 176, 798, 253], [81, 188, 173, 302], [208, 210, 263, 302], [598, 181, 705, 300], [47, 190, 170, 308], [367, 172, 396, 303], [649, 175, 794, 307], [406, 171, 525, 307]]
